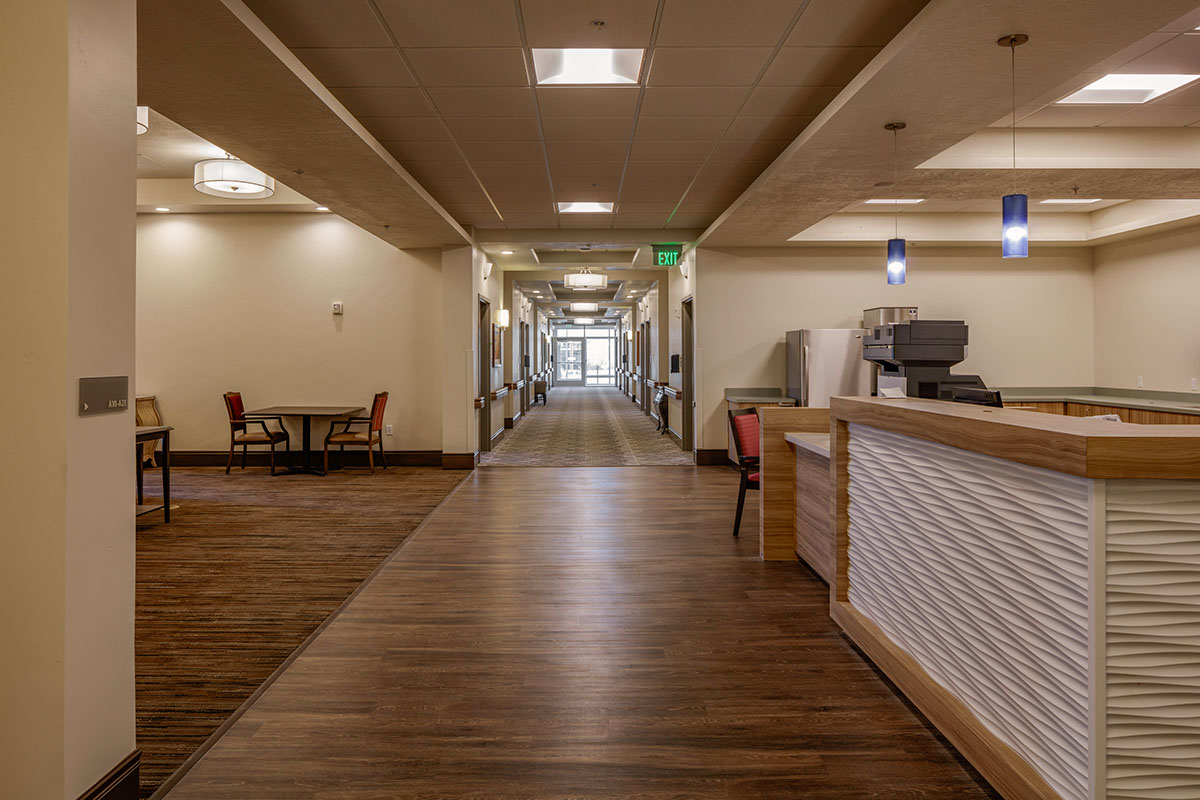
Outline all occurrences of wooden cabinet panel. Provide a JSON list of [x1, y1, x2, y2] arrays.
[[1004, 402, 1065, 415], [794, 448, 833, 584]]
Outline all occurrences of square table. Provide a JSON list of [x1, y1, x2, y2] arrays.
[[136, 425, 173, 522], [245, 405, 365, 475]]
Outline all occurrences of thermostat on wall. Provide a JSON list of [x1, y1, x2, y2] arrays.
[[332, 301, 344, 315]]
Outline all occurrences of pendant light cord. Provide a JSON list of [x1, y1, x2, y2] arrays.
[[893, 127, 900, 238], [1010, 41, 1017, 193]]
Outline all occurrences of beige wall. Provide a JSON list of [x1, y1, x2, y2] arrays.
[[440, 245, 476, 457], [666, 250, 698, 442], [1094, 225, 1200, 393], [136, 214, 444, 452], [3, 1, 137, 796], [693, 246, 1096, 450]]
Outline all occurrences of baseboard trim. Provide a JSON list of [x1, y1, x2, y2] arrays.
[[695, 448, 729, 466], [665, 427, 683, 447], [172, 450, 442, 468], [78, 750, 139, 800], [441, 452, 479, 469]]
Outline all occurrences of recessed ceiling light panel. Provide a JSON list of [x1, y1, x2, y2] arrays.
[[570, 302, 598, 312], [558, 201, 614, 213], [533, 49, 643, 85], [864, 198, 924, 205], [1057, 73, 1200, 104]]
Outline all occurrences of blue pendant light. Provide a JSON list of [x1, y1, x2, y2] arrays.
[[887, 238, 906, 285], [884, 122, 907, 284], [999, 34, 1029, 258]]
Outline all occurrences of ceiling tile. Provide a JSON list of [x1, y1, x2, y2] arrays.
[[760, 46, 880, 86], [614, 202, 678, 214], [619, 182, 692, 203], [457, 211, 506, 226], [520, 0, 657, 48], [665, 211, 714, 228], [485, 175, 553, 194], [710, 139, 790, 160], [475, 160, 554, 178], [420, 176, 488, 195], [785, 0, 930, 47], [648, 48, 774, 86], [536, 87, 641, 116], [558, 213, 616, 229], [1101, 105, 1200, 126], [724, 115, 812, 140], [360, 117, 449, 141], [547, 160, 627, 177], [546, 140, 630, 162], [1146, 81, 1200, 107], [613, 212, 669, 228], [243, 0, 392, 47], [1015, 105, 1127, 127], [553, 176, 623, 193], [291, 48, 416, 87], [383, 140, 465, 161], [657, 0, 801, 46], [622, 160, 706, 177], [741, 85, 842, 116], [629, 139, 716, 161], [405, 48, 530, 87], [460, 140, 547, 161], [428, 87, 536, 117], [493, 198, 557, 213], [639, 86, 751, 116], [1117, 34, 1200, 74], [333, 87, 435, 118], [445, 117, 543, 141], [404, 160, 477, 180], [634, 116, 731, 140], [694, 159, 773, 181], [373, 0, 521, 46], [499, 212, 559, 226], [542, 116, 635, 140]]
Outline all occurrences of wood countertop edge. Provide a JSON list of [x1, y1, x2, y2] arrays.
[[831, 396, 1200, 480], [785, 432, 831, 459]]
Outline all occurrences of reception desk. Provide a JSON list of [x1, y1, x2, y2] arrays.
[[829, 397, 1200, 800]]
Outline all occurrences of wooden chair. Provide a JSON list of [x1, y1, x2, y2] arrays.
[[136, 395, 162, 466], [324, 392, 388, 474], [223, 391, 289, 475], [728, 407, 761, 538]]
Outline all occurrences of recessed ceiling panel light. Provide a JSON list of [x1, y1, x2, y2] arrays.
[[501, 250, 514, 255], [1057, 73, 1200, 104], [571, 302, 598, 312], [558, 201, 614, 213], [864, 198, 925, 205], [532, 49, 643, 85], [154, 207, 170, 212], [1040, 199, 1101, 204]]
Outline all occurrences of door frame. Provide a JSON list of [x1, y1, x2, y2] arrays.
[[681, 295, 695, 453], [478, 296, 491, 453], [554, 335, 585, 386]]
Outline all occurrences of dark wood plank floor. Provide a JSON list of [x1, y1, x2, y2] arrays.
[[164, 466, 998, 799], [136, 465, 465, 798]]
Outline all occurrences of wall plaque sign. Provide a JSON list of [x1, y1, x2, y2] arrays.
[[79, 376, 129, 416]]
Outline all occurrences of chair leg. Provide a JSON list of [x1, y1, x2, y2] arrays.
[[379, 440, 387, 470], [340, 445, 344, 471], [225, 440, 234, 474], [269, 442, 276, 476], [241, 445, 247, 470], [733, 473, 747, 537], [368, 445, 375, 475], [323, 442, 330, 475]]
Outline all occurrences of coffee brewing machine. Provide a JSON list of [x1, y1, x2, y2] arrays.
[[862, 319, 990, 400]]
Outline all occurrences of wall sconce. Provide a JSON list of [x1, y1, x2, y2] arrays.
[[496, 308, 510, 328], [483, 261, 494, 280]]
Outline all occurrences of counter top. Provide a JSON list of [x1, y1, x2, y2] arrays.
[[725, 387, 796, 404], [785, 432, 831, 458], [1001, 386, 1200, 416], [830, 396, 1200, 479]]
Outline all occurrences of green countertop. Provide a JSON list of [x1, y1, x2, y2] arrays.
[[999, 387, 1200, 417]]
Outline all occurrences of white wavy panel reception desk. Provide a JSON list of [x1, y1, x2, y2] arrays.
[[828, 397, 1200, 800]]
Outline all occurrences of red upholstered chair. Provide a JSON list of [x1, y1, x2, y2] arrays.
[[324, 392, 388, 474], [728, 407, 761, 538], [223, 391, 290, 475]]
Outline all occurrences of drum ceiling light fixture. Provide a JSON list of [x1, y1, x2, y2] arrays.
[[570, 301, 598, 312], [563, 268, 607, 291], [194, 154, 275, 199]]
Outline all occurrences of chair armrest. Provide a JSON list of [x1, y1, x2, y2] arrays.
[[231, 419, 284, 436]]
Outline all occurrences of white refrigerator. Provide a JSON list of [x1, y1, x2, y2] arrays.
[[785, 329, 872, 407]]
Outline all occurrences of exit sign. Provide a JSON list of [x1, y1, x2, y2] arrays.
[[653, 245, 682, 267]]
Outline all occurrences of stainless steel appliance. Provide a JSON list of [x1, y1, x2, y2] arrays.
[[862, 319, 988, 399], [786, 329, 872, 407], [863, 307, 917, 393]]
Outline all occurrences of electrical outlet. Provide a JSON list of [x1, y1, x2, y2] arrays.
[[332, 301, 344, 315], [1192, 377, 1198, 392], [385, 424, 393, 436], [1137, 375, 1144, 388]]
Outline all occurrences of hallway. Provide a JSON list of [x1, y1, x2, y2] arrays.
[[482, 386, 693, 466], [163, 467, 995, 799]]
